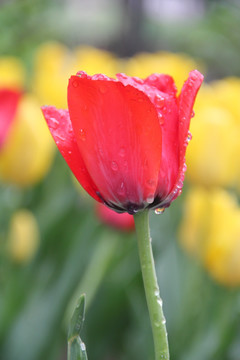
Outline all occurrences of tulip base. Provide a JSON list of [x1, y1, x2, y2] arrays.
[[134, 210, 169, 360]]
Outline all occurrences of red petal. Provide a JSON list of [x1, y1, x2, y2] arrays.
[[41, 106, 101, 202], [144, 73, 177, 96], [0, 89, 21, 148], [155, 96, 180, 199], [178, 70, 204, 164], [165, 70, 204, 205], [68, 76, 162, 207]]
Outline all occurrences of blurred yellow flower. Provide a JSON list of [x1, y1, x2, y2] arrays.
[[32, 42, 73, 108], [179, 187, 240, 286], [0, 93, 55, 186], [186, 104, 239, 187], [210, 77, 240, 120], [0, 57, 25, 90], [73, 45, 120, 77], [32, 42, 120, 109], [7, 209, 40, 263], [124, 51, 202, 91]]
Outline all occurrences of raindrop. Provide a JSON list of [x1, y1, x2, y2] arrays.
[[81, 104, 88, 111], [117, 182, 125, 195], [111, 161, 118, 171], [72, 80, 79, 88], [68, 150, 72, 155], [79, 128, 86, 141], [146, 195, 154, 204], [155, 94, 165, 108], [155, 208, 165, 215], [187, 131, 192, 142], [157, 298, 163, 307], [49, 117, 59, 129], [158, 113, 164, 125], [119, 147, 126, 157], [191, 110, 195, 118], [99, 85, 107, 94], [162, 317, 166, 325], [80, 342, 86, 351], [147, 179, 156, 188]]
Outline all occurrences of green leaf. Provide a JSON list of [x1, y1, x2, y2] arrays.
[[68, 294, 88, 360]]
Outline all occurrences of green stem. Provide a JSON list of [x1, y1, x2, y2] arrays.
[[134, 210, 169, 360]]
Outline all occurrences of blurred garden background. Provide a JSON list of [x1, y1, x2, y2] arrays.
[[1, 0, 240, 359]]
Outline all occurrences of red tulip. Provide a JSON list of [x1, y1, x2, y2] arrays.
[[42, 70, 203, 214], [0, 89, 21, 148], [95, 202, 135, 231]]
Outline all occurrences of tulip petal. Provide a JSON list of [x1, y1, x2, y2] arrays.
[[144, 73, 177, 96], [165, 70, 204, 205], [0, 89, 21, 148], [68, 75, 162, 210], [41, 106, 101, 202], [178, 70, 204, 164]]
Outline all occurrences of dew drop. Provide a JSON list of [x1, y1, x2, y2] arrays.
[[119, 147, 126, 157], [68, 150, 72, 155], [187, 131, 192, 142], [162, 316, 166, 325], [158, 113, 164, 125], [146, 195, 154, 204], [81, 104, 88, 111], [117, 182, 125, 195], [147, 179, 156, 188], [80, 342, 86, 351], [155, 208, 165, 215], [99, 85, 107, 94], [157, 298, 163, 307], [191, 110, 195, 118], [49, 117, 59, 129], [111, 161, 118, 171], [72, 80, 79, 88], [155, 94, 165, 108], [79, 128, 86, 141]]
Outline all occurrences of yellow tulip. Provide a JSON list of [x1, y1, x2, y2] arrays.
[[32, 42, 120, 109], [179, 187, 240, 286], [7, 209, 40, 263], [0, 94, 55, 186], [73, 45, 120, 77], [186, 104, 239, 187], [0, 57, 25, 90], [124, 51, 203, 92], [32, 42, 73, 108]]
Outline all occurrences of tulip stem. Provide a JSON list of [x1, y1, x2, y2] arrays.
[[134, 210, 169, 360]]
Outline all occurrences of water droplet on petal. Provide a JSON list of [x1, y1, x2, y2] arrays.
[[117, 181, 125, 195], [158, 113, 164, 125], [79, 128, 86, 141], [191, 110, 195, 118], [147, 179, 156, 188], [119, 147, 125, 157], [111, 161, 118, 171], [99, 84, 107, 94], [155, 208, 165, 215], [72, 80, 79, 88], [49, 117, 59, 129], [155, 94, 165, 108], [187, 131, 192, 142], [146, 195, 154, 204]]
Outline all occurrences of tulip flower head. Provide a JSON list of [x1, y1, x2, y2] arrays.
[[42, 70, 203, 214]]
